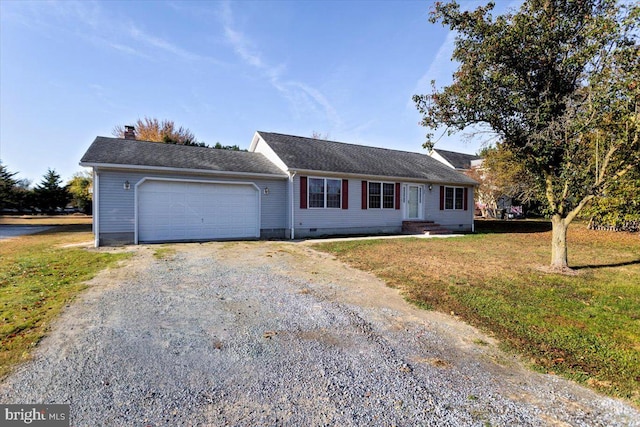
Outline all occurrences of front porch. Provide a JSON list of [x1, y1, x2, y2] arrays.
[[402, 220, 452, 235]]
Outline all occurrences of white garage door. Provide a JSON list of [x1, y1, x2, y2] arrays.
[[137, 180, 259, 242]]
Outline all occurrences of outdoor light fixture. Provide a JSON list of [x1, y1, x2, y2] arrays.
[[264, 186, 270, 195], [428, 184, 433, 191], [123, 180, 131, 190]]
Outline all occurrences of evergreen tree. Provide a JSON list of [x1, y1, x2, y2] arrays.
[[0, 162, 19, 211], [34, 169, 70, 214]]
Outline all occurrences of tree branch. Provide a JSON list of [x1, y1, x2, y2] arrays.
[[565, 194, 595, 225], [545, 171, 557, 213]]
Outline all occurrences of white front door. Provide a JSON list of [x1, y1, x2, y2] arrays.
[[404, 184, 423, 219]]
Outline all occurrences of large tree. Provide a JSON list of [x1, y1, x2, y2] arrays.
[[67, 171, 93, 214], [474, 145, 542, 217], [414, 0, 639, 271], [113, 117, 207, 147], [33, 169, 70, 214]]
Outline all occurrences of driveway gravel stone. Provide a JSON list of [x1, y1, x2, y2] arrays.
[[1, 241, 638, 426]]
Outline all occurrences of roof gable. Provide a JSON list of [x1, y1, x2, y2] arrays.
[[257, 131, 477, 185], [80, 137, 287, 176], [432, 149, 482, 170]]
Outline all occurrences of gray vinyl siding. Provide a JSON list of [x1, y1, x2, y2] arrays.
[[293, 175, 474, 235], [293, 175, 402, 235], [96, 169, 287, 237], [425, 185, 474, 231]]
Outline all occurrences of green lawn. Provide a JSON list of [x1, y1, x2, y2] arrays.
[[0, 225, 131, 377], [314, 220, 640, 405]]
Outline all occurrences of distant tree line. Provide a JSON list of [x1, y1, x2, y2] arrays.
[[0, 162, 91, 215], [113, 117, 246, 151]]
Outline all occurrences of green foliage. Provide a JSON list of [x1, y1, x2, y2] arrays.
[[0, 162, 19, 211], [414, 0, 640, 268], [582, 171, 640, 227], [480, 144, 545, 211], [33, 169, 70, 214], [213, 142, 246, 151], [67, 171, 92, 214], [0, 162, 35, 213]]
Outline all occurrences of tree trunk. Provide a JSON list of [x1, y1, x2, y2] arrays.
[[550, 214, 570, 270]]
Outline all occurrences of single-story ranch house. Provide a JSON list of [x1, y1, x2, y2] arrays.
[[80, 131, 477, 246]]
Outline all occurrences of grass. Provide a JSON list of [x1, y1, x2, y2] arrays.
[[0, 225, 131, 378], [0, 215, 93, 226], [314, 220, 640, 405], [153, 246, 177, 260]]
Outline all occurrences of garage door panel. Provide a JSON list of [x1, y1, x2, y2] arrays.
[[138, 180, 259, 242]]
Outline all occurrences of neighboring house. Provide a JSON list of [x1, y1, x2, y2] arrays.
[[429, 148, 482, 171], [430, 148, 523, 218], [80, 131, 477, 246]]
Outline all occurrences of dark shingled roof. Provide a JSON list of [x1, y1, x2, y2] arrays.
[[433, 149, 482, 170], [80, 137, 287, 176], [257, 132, 477, 185]]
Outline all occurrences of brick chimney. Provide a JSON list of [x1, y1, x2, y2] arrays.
[[124, 125, 136, 140]]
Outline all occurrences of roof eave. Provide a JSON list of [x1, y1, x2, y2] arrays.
[[79, 162, 288, 179], [284, 168, 476, 186]]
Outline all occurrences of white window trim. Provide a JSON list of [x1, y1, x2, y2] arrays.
[[444, 186, 465, 210], [308, 177, 342, 209], [368, 181, 395, 209]]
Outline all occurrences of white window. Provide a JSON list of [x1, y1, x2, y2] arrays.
[[309, 178, 341, 209], [368, 182, 395, 209], [444, 186, 464, 210]]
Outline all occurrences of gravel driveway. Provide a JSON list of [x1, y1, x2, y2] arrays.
[[1, 241, 638, 426]]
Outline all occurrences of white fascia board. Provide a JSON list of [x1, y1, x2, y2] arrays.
[[429, 151, 455, 169], [79, 162, 288, 180], [289, 168, 475, 186], [250, 134, 289, 173], [249, 131, 261, 152]]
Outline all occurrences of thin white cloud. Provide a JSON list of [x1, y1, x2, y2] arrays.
[[411, 0, 523, 99], [290, 82, 341, 126], [127, 23, 207, 62], [219, 1, 341, 128], [105, 42, 150, 59], [413, 29, 457, 97], [223, 26, 265, 69], [5, 0, 222, 64]]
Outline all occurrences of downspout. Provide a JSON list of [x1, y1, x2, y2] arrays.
[[472, 185, 476, 233], [93, 169, 100, 247], [289, 171, 297, 240]]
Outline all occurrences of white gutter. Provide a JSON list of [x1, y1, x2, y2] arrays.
[[78, 162, 288, 180], [93, 169, 99, 247], [289, 171, 297, 240], [284, 168, 477, 187]]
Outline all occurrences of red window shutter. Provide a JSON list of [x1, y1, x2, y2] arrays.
[[300, 176, 307, 209], [439, 186, 445, 210], [395, 183, 400, 210], [361, 181, 368, 209], [342, 180, 349, 209], [464, 187, 469, 211]]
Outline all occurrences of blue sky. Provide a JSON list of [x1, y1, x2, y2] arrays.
[[1, 0, 518, 184]]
